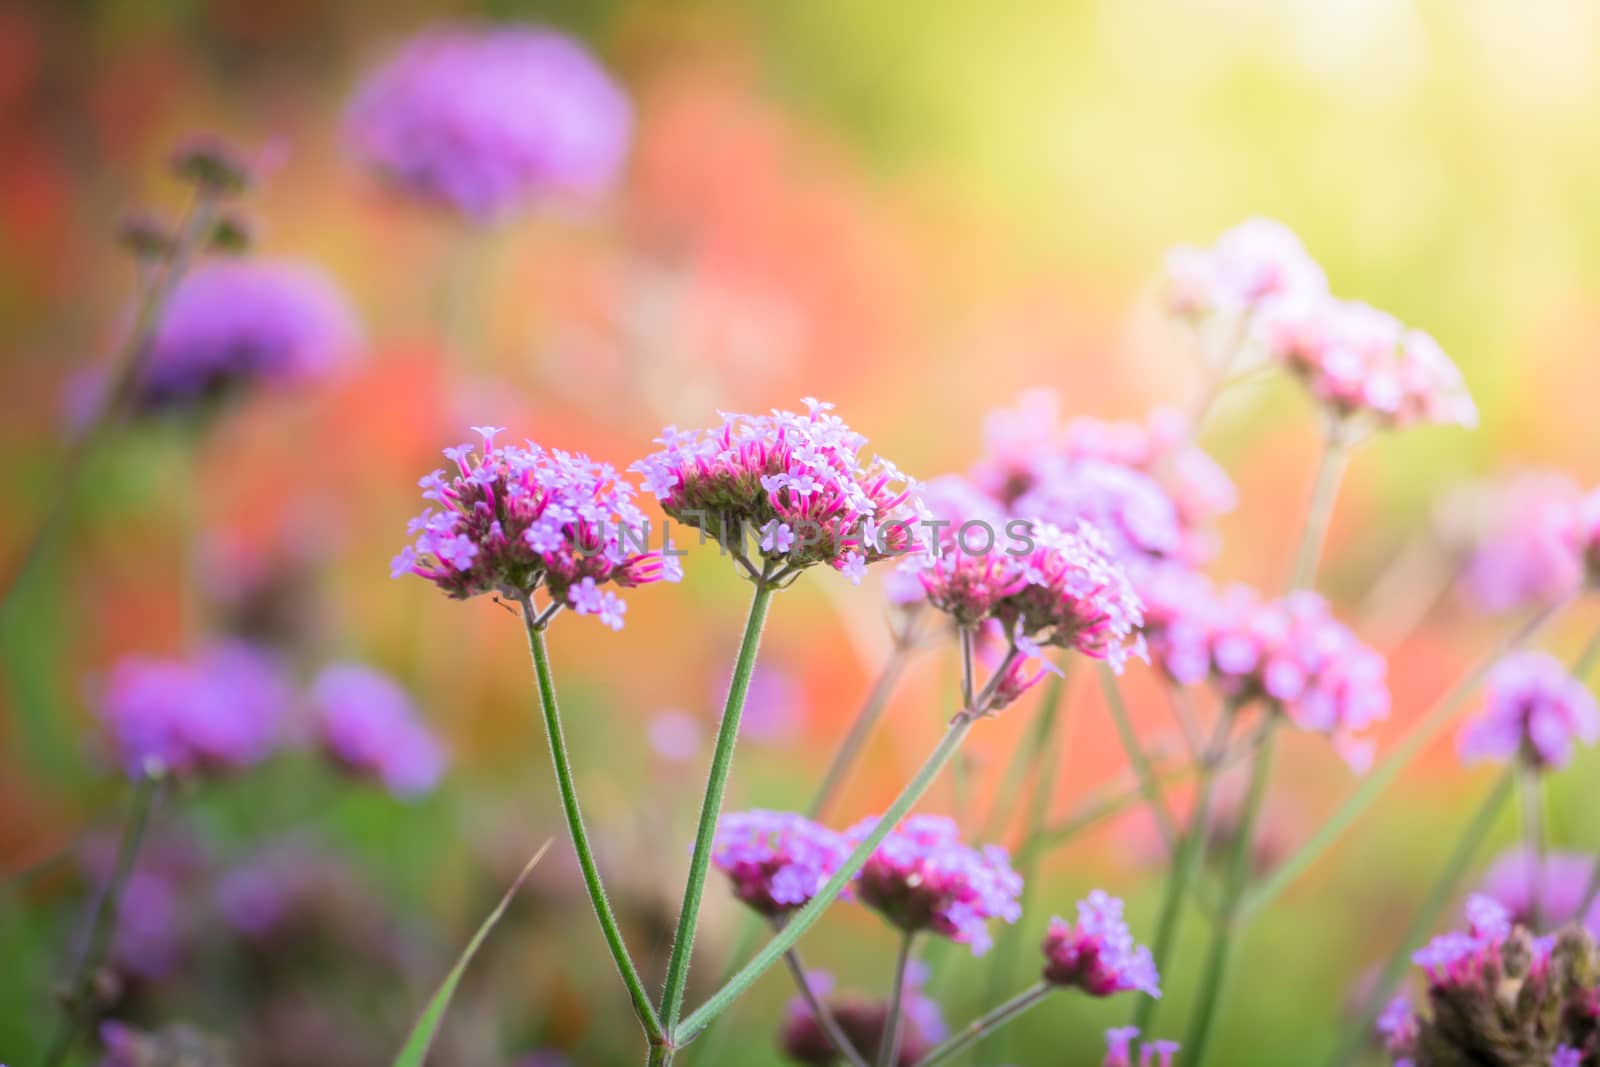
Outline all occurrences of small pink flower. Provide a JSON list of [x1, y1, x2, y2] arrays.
[[1459, 652, 1600, 770], [1041, 890, 1160, 998]]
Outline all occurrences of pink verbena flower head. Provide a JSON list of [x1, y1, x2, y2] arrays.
[[1258, 297, 1477, 431], [846, 814, 1022, 955], [1479, 847, 1600, 937], [632, 399, 920, 584], [345, 23, 631, 221], [1013, 459, 1184, 568], [1162, 217, 1327, 322], [134, 259, 360, 415], [911, 521, 1146, 682], [1041, 890, 1160, 998], [1447, 471, 1588, 614], [309, 664, 447, 799], [712, 810, 850, 920], [1206, 588, 1390, 769], [394, 428, 680, 622], [1459, 652, 1600, 771], [96, 641, 289, 779], [1135, 564, 1221, 687], [780, 965, 946, 1067]]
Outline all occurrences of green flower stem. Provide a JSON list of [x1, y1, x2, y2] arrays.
[[809, 634, 919, 820], [43, 771, 164, 1067], [782, 942, 870, 1067], [1243, 594, 1571, 919], [1320, 765, 1516, 1067], [519, 601, 665, 1046], [1521, 763, 1546, 930], [1101, 666, 1179, 847], [911, 982, 1052, 1067], [1288, 428, 1351, 593], [877, 931, 917, 1067], [0, 189, 219, 618], [659, 580, 776, 1035], [1132, 707, 1237, 1032], [979, 668, 1070, 1060], [1182, 722, 1279, 1067], [679, 708, 984, 1044]]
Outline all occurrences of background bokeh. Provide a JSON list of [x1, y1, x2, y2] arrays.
[[3, 1, 1600, 1064]]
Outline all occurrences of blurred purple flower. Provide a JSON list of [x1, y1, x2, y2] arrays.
[[345, 23, 632, 221], [730, 663, 804, 743], [132, 259, 360, 414], [780, 964, 946, 1067], [1012, 458, 1183, 567], [1041, 890, 1160, 998], [1103, 1026, 1180, 1067], [1448, 471, 1588, 614], [846, 814, 1022, 955], [310, 663, 446, 798], [712, 810, 849, 920], [1162, 217, 1327, 322], [1478, 846, 1600, 935], [96, 641, 290, 779], [1459, 652, 1599, 770]]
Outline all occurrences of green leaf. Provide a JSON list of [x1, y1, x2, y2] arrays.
[[391, 839, 552, 1067]]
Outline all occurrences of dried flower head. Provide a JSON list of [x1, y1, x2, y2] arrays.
[[345, 23, 632, 220], [1042, 890, 1161, 998], [632, 399, 919, 584], [1459, 652, 1600, 771], [394, 427, 680, 623], [134, 259, 361, 415], [96, 642, 290, 779], [846, 814, 1022, 955], [712, 810, 850, 920], [309, 664, 447, 799]]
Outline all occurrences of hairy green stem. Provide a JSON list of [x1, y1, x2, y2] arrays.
[[1133, 708, 1236, 1032], [1244, 595, 1569, 918], [520, 602, 665, 1045], [1321, 765, 1516, 1067], [1182, 722, 1279, 1067], [877, 932, 916, 1067], [912, 983, 1051, 1067], [660, 581, 775, 1034], [43, 772, 164, 1067]]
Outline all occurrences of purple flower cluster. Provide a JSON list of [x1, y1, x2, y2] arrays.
[[1459, 652, 1600, 771], [779, 966, 947, 1067], [96, 641, 290, 778], [134, 260, 361, 415], [1479, 846, 1600, 937], [1103, 1026, 1181, 1067], [1041, 890, 1161, 998], [1411, 895, 1525, 989], [345, 23, 632, 220], [911, 521, 1146, 689], [711, 810, 851, 919], [1161, 217, 1326, 323], [1140, 578, 1390, 769], [972, 391, 1235, 567], [1258, 296, 1477, 431], [309, 664, 447, 799], [846, 814, 1023, 955], [632, 398, 920, 583], [393, 427, 681, 621], [1449, 471, 1591, 614]]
